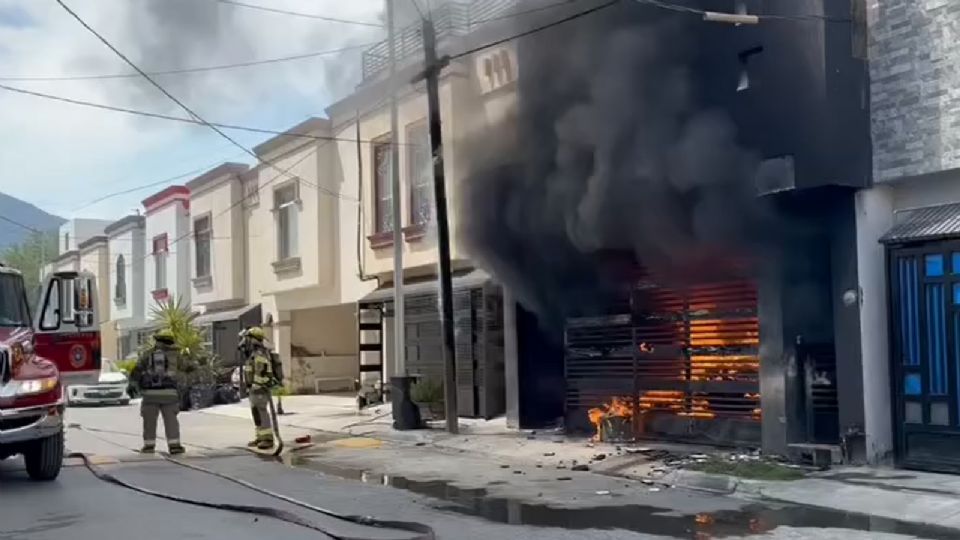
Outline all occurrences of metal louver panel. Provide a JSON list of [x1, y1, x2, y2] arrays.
[[565, 276, 761, 445]]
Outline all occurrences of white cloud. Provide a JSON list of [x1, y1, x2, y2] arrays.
[[0, 0, 384, 220]]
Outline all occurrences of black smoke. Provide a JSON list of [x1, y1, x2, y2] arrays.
[[458, 4, 781, 327]]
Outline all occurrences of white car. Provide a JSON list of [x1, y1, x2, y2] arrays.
[[67, 370, 131, 406]]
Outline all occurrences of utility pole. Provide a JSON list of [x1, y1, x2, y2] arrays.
[[387, 0, 406, 377], [420, 18, 458, 434]]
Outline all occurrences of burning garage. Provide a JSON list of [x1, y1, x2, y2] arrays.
[[458, 0, 871, 461]]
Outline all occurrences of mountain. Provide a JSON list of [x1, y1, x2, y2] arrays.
[[0, 192, 65, 251]]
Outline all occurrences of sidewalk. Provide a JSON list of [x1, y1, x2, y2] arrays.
[[199, 395, 960, 532]]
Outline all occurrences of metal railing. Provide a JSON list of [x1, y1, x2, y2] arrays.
[[361, 0, 519, 81]]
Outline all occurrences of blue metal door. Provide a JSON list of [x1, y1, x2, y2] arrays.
[[890, 244, 960, 472]]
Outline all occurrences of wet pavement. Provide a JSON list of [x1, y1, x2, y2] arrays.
[[288, 457, 959, 539]]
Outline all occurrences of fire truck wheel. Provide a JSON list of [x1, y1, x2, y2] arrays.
[[24, 431, 64, 481]]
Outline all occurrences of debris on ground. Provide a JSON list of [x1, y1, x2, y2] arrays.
[[595, 490, 611, 495], [571, 464, 590, 472], [592, 453, 607, 461]]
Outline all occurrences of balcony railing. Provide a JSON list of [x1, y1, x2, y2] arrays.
[[361, 0, 519, 81]]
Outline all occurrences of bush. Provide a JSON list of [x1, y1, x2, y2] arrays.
[[114, 358, 138, 376], [410, 378, 443, 404]]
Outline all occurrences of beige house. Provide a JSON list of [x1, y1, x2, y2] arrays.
[[323, 4, 519, 417], [78, 235, 117, 361], [243, 118, 374, 392]]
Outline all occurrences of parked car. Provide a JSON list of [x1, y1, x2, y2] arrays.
[[67, 370, 131, 406]]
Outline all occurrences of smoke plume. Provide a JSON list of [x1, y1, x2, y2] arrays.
[[458, 5, 779, 326]]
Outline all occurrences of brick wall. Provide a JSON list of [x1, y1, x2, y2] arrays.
[[870, 0, 960, 181]]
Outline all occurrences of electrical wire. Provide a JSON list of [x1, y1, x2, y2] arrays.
[[634, 0, 851, 23], [72, 153, 248, 212], [54, 0, 362, 206], [0, 215, 43, 234], [210, 0, 383, 27], [0, 83, 421, 149], [0, 42, 377, 82], [448, 0, 621, 61], [448, 0, 851, 62]]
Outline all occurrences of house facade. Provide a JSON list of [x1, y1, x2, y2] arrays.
[[142, 186, 191, 311], [77, 235, 115, 360], [58, 218, 112, 255], [105, 214, 149, 360], [325, 0, 521, 418], [186, 163, 262, 368], [245, 118, 373, 392], [853, 0, 960, 472]]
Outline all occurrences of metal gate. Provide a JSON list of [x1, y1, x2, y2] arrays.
[[889, 242, 960, 472], [565, 278, 761, 446]]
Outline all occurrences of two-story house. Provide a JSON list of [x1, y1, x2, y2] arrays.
[[325, 0, 522, 419], [244, 118, 373, 392], [77, 234, 113, 359], [142, 186, 191, 311], [105, 214, 149, 360], [187, 163, 262, 369]]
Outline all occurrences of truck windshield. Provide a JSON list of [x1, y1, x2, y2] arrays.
[[0, 273, 30, 327]]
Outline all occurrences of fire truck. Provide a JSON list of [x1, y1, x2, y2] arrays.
[[0, 266, 100, 481]]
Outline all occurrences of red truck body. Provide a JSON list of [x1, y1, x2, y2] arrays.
[[0, 267, 100, 480]]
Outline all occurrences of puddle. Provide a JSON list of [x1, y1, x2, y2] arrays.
[[288, 457, 958, 539]]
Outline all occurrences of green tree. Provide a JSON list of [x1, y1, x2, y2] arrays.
[[1, 230, 57, 295]]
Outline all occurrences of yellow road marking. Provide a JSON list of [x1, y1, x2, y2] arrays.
[[329, 437, 382, 449]]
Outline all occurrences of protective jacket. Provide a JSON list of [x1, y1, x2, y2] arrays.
[[131, 343, 180, 397], [243, 345, 276, 389]]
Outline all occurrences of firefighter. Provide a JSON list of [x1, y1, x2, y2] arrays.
[[240, 326, 277, 450], [130, 328, 186, 455]]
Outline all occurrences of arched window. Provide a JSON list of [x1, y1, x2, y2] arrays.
[[115, 254, 126, 305]]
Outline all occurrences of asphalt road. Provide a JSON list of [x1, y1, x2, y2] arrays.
[[0, 452, 941, 540], [2, 403, 941, 540]]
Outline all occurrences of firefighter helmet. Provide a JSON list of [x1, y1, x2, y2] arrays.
[[154, 328, 176, 344], [245, 326, 266, 342]]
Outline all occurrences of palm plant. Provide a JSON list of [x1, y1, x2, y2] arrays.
[[142, 296, 222, 386]]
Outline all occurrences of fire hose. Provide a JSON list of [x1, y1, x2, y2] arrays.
[[67, 423, 436, 540]]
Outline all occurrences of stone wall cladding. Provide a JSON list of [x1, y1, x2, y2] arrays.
[[869, 0, 960, 181]]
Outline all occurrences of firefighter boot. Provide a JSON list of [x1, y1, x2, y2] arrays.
[[140, 443, 156, 454], [256, 435, 275, 450], [168, 443, 186, 455]]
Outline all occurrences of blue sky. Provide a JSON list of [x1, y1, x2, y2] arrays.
[[0, 0, 384, 221]]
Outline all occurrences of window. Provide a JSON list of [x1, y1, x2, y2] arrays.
[[274, 183, 299, 260], [194, 215, 212, 278], [498, 51, 513, 85], [373, 138, 393, 233], [0, 274, 31, 327], [407, 122, 432, 225], [63, 232, 69, 252], [153, 235, 168, 291], [115, 255, 126, 305]]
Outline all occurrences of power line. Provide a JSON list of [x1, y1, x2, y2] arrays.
[[449, 0, 851, 62], [210, 0, 383, 27], [0, 83, 419, 148], [634, 0, 851, 23], [449, 0, 621, 61], [71, 152, 248, 212], [408, 0, 426, 20], [54, 0, 359, 206], [0, 215, 43, 234], [0, 42, 377, 82]]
